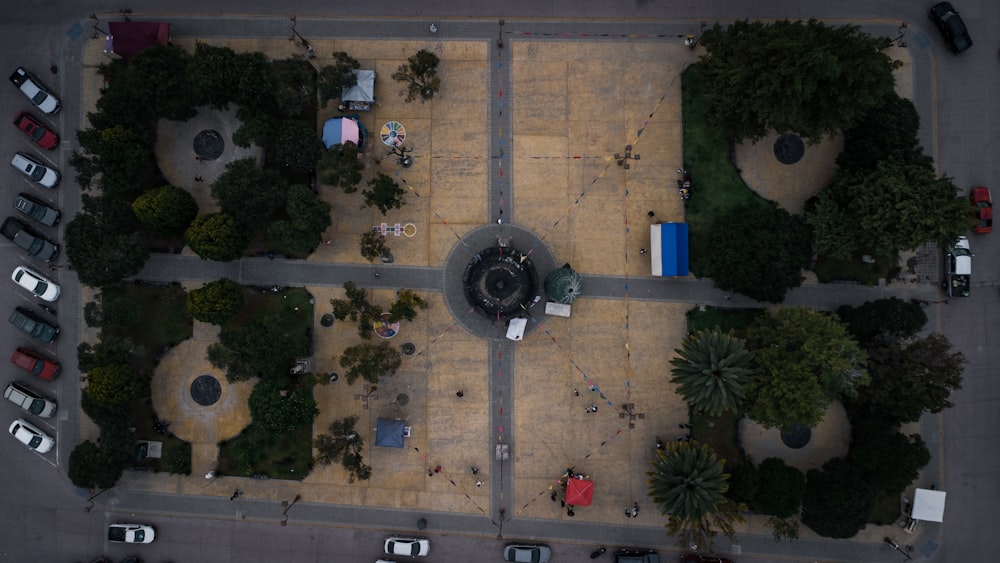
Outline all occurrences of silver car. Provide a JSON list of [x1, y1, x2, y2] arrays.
[[3, 381, 56, 418]]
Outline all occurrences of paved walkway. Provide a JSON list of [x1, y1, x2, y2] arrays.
[[67, 15, 946, 563]]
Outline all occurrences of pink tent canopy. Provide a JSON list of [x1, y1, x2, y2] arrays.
[[322, 117, 361, 148], [565, 478, 594, 506]]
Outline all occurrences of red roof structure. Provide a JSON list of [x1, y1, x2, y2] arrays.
[[565, 477, 594, 506]]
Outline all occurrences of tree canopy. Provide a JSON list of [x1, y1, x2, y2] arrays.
[[753, 457, 805, 518], [208, 311, 311, 382], [68, 440, 125, 490], [273, 120, 324, 174], [387, 289, 429, 323], [835, 297, 927, 347], [670, 329, 754, 417], [836, 92, 933, 174], [131, 185, 199, 234], [392, 49, 441, 102], [698, 19, 899, 142], [360, 231, 391, 262], [318, 52, 361, 108], [801, 458, 875, 539], [318, 142, 365, 193], [65, 208, 150, 288], [339, 342, 402, 384], [364, 173, 407, 215], [852, 333, 965, 424], [810, 161, 971, 259], [849, 432, 929, 495], [186, 278, 245, 325], [745, 307, 868, 429], [211, 158, 287, 228], [314, 415, 372, 482], [85, 364, 147, 408], [698, 204, 812, 303], [248, 379, 318, 434], [185, 213, 248, 262]]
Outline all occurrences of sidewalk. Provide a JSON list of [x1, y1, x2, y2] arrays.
[[71, 14, 944, 563]]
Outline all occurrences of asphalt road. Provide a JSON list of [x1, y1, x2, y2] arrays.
[[1, 2, 998, 563]]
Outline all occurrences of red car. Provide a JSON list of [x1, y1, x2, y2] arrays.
[[13, 111, 58, 149], [971, 186, 992, 234], [10, 347, 60, 381]]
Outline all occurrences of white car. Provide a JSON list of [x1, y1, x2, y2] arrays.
[[11, 152, 60, 188], [8, 418, 54, 453], [12, 266, 60, 302], [3, 381, 56, 418], [384, 536, 430, 557], [108, 522, 156, 544], [9, 67, 60, 114]]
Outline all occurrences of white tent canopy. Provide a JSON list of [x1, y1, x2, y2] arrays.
[[912, 488, 947, 522], [506, 318, 527, 341]]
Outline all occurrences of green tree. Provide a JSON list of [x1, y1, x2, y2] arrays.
[[392, 49, 441, 102], [364, 172, 407, 215], [77, 336, 139, 373], [248, 379, 318, 434], [330, 281, 383, 340], [754, 457, 805, 518], [188, 43, 275, 113], [85, 364, 147, 408], [849, 432, 930, 495], [698, 20, 899, 142], [273, 120, 324, 174], [837, 92, 933, 174], [339, 342, 402, 385], [68, 440, 124, 490], [670, 329, 754, 416], [232, 114, 276, 149], [120, 44, 198, 122], [75, 125, 155, 200], [836, 297, 927, 347], [272, 55, 316, 117], [726, 462, 760, 504], [387, 289, 428, 323], [318, 52, 361, 108], [187, 278, 245, 325], [132, 185, 199, 234], [814, 162, 972, 258], [209, 311, 311, 382], [318, 142, 365, 193], [801, 458, 875, 539], [211, 158, 287, 228], [745, 307, 868, 429], [65, 212, 150, 288], [647, 440, 742, 549], [804, 191, 860, 261], [185, 213, 247, 262], [286, 184, 332, 234], [314, 415, 372, 482], [698, 205, 812, 303], [100, 293, 140, 330], [853, 333, 965, 424], [360, 230, 391, 262], [267, 220, 320, 256]]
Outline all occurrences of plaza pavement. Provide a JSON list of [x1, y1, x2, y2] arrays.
[[72, 16, 946, 562]]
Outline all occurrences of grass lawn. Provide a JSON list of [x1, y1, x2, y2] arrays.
[[681, 64, 773, 277], [690, 407, 746, 470], [217, 418, 315, 480], [102, 282, 193, 374], [686, 305, 765, 337], [132, 398, 192, 475], [813, 250, 899, 285], [224, 286, 314, 332]]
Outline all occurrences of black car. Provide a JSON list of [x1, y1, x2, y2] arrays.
[[929, 2, 973, 53]]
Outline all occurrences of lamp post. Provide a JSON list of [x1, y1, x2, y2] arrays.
[[886, 22, 908, 47], [83, 486, 114, 512], [884, 537, 913, 560], [289, 16, 316, 59], [614, 145, 640, 170], [281, 494, 302, 526], [497, 20, 505, 48]]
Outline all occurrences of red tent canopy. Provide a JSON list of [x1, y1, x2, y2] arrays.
[[106, 22, 170, 61], [565, 478, 594, 506]]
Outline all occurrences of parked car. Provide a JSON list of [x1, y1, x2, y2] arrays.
[[944, 235, 972, 297], [613, 548, 659, 563], [504, 543, 552, 563], [929, 2, 973, 53], [108, 523, 156, 544], [680, 556, 734, 563], [8, 307, 59, 343], [3, 381, 56, 417], [10, 152, 60, 188], [384, 537, 430, 557], [8, 418, 54, 453], [9, 67, 60, 114], [13, 193, 59, 226], [970, 186, 992, 234], [12, 266, 60, 301], [10, 347, 60, 380], [13, 111, 58, 149], [1, 217, 58, 262]]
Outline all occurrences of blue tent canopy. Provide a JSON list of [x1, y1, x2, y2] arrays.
[[650, 223, 689, 277], [375, 418, 406, 448]]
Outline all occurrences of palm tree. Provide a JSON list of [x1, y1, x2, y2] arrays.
[[647, 441, 743, 549], [670, 329, 753, 416]]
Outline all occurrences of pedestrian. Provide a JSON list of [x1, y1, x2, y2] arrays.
[[647, 211, 655, 218], [624, 507, 632, 518], [567, 505, 575, 517], [325, 239, 332, 245], [550, 491, 557, 502], [471, 467, 479, 475], [588, 384, 596, 392], [230, 489, 240, 501], [476, 480, 484, 487], [434, 465, 441, 473], [456, 390, 464, 398], [573, 388, 579, 397], [639, 248, 647, 254], [428, 469, 434, 477], [195, 155, 203, 161], [374, 272, 381, 278], [194, 176, 204, 182], [631, 502, 639, 518], [267, 252, 275, 260]]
